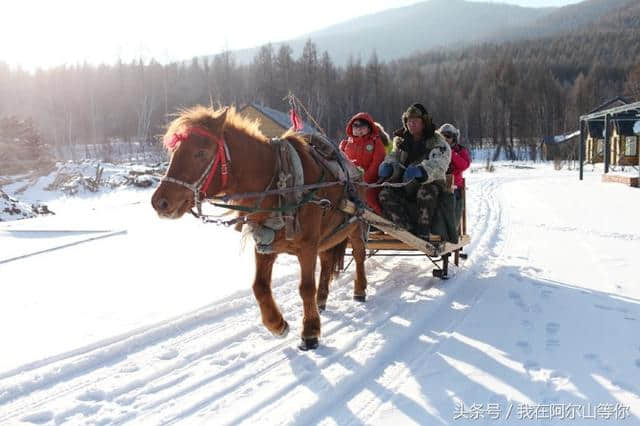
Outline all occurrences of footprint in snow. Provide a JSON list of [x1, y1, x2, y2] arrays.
[[53, 404, 100, 424], [515, 300, 530, 313], [157, 348, 179, 360], [540, 289, 553, 299], [77, 388, 107, 402], [545, 322, 560, 335], [516, 340, 532, 354], [508, 290, 521, 300], [545, 339, 560, 351], [594, 304, 614, 311], [21, 411, 53, 424], [583, 352, 612, 372], [115, 395, 137, 406], [119, 363, 139, 373], [508, 272, 524, 282]]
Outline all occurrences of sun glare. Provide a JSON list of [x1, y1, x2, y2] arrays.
[[0, 0, 578, 70], [0, 0, 427, 71]]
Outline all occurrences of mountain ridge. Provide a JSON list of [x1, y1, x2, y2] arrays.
[[198, 0, 634, 66]]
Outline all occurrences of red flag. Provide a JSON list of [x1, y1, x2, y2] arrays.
[[289, 108, 303, 131]]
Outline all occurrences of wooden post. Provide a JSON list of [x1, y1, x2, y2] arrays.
[[604, 114, 610, 174], [461, 183, 467, 236], [579, 120, 584, 180]]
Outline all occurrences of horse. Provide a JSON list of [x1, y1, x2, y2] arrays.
[[151, 106, 368, 350]]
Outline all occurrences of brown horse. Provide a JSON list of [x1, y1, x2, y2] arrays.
[[151, 106, 368, 350]]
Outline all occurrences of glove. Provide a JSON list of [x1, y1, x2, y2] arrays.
[[378, 162, 393, 178], [403, 165, 426, 182]]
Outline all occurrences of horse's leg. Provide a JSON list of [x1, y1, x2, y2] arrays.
[[317, 250, 333, 311], [349, 225, 367, 302], [297, 249, 321, 350], [252, 252, 289, 337]]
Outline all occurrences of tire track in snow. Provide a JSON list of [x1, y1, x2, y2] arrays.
[[326, 173, 516, 425], [1, 254, 383, 423], [128, 262, 423, 424], [0, 267, 302, 421]]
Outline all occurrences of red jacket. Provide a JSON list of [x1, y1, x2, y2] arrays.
[[339, 113, 386, 184], [339, 112, 386, 214], [448, 143, 471, 188]]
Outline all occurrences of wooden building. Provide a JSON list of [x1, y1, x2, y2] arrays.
[[610, 112, 639, 166], [237, 103, 319, 138], [579, 97, 640, 186], [583, 97, 639, 166], [585, 120, 605, 163]]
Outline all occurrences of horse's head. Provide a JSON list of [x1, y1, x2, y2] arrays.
[[152, 107, 228, 219]]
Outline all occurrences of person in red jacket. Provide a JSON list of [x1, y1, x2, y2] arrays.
[[439, 123, 470, 224], [339, 112, 387, 214]]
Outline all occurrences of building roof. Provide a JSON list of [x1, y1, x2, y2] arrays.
[[246, 103, 320, 135], [613, 112, 640, 136], [543, 130, 580, 144], [587, 96, 632, 115]]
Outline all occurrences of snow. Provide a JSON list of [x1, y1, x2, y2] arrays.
[[0, 190, 38, 221], [1, 162, 639, 425]]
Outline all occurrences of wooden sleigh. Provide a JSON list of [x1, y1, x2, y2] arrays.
[[343, 176, 470, 279]]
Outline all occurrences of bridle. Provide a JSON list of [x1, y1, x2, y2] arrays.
[[161, 126, 231, 216]]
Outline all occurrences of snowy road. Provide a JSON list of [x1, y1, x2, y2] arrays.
[[1, 165, 639, 425]]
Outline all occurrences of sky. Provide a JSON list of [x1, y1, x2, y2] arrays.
[[1, 0, 582, 71]]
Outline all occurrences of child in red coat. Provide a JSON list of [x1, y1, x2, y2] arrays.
[[339, 112, 387, 214], [439, 123, 470, 224]]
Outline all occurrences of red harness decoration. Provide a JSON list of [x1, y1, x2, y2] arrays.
[[200, 136, 229, 195], [163, 126, 229, 196]]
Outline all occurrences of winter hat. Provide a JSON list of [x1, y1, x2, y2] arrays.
[[403, 103, 428, 120], [438, 123, 460, 140], [352, 119, 371, 129], [402, 102, 433, 133]]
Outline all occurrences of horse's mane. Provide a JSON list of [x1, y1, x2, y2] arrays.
[[280, 128, 310, 153], [164, 106, 264, 149], [163, 105, 310, 153]]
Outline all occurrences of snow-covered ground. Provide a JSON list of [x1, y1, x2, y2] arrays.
[[1, 163, 639, 425]]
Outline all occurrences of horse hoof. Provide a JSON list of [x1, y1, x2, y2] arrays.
[[298, 337, 319, 351], [272, 320, 289, 338], [353, 294, 366, 302], [318, 303, 326, 312]]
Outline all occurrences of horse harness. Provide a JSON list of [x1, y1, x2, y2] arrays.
[[161, 126, 231, 217], [161, 127, 341, 252]]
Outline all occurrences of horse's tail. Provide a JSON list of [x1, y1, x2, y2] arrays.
[[328, 238, 348, 278]]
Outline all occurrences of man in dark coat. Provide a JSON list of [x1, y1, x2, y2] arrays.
[[377, 103, 451, 238]]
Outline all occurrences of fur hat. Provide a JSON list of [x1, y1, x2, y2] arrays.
[[438, 123, 460, 139], [401, 102, 435, 134], [403, 103, 428, 120]]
